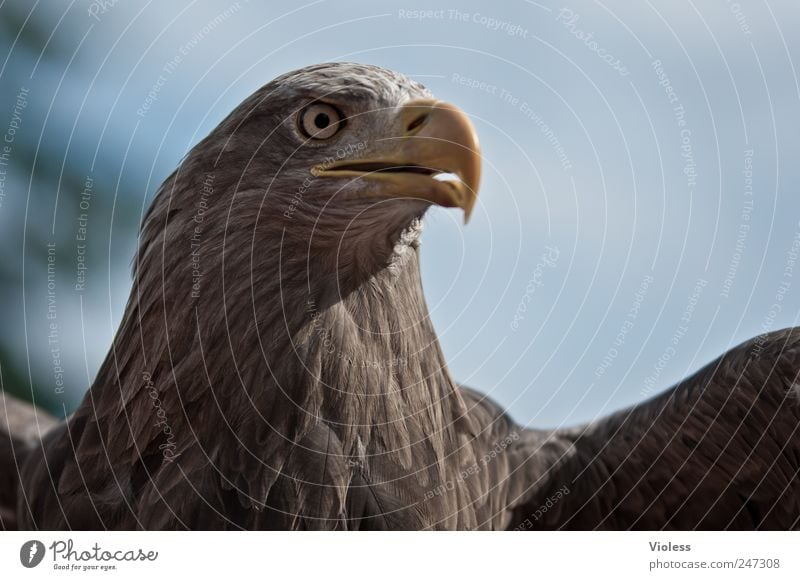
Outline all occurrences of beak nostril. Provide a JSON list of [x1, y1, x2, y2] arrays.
[[406, 112, 430, 134]]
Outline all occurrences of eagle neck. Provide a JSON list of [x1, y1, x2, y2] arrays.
[[278, 245, 469, 463]]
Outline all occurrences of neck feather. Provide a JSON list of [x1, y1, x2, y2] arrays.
[[83, 202, 471, 505]]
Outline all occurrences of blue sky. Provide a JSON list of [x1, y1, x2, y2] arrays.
[[1, 0, 799, 428]]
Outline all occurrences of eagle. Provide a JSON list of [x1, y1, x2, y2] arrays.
[[2, 63, 800, 530]]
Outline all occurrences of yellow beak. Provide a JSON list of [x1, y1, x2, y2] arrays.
[[311, 99, 481, 223]]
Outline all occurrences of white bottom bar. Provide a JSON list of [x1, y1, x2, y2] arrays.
[[1, 531, 797, 578]]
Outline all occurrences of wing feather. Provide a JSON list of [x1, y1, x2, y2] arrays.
[[502, 328, 800, 530]]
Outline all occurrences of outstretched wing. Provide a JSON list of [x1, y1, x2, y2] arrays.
[[486, 328, 800, 530]]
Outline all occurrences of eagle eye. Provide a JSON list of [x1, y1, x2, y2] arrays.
[[298, 103, 343, 140]]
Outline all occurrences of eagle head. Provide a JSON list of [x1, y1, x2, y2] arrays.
[[146, 62, 481, 293]]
